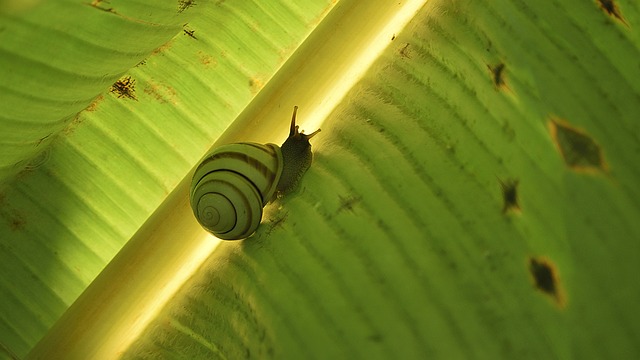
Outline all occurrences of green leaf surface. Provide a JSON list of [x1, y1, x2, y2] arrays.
[[0, 0, 192, 186], [123, 0, 640, 358], [0, 0, 334, 357], [2, 0, 640, 358]]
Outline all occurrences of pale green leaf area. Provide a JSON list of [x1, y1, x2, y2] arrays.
[[123, 0, 640, 359], [0, 0, 334, 357], [0, 0, 190, 184]]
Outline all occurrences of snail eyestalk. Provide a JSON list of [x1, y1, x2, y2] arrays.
[[290, 106, 299, 136], [288, 106, 321, 139], [303, 128, 321, 140]]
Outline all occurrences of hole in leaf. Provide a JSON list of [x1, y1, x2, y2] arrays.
[[548, 118, 607, 173], [528, 257, 566, 308]]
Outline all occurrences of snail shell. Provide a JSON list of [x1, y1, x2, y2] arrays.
[[190, 107, 320, 240]]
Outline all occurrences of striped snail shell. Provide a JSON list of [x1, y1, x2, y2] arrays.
[[190, 106, 320, 240]]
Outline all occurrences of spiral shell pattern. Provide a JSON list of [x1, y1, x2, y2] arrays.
[[190, 143, 283, 240]]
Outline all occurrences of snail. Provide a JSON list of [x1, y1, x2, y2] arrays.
[[190, 106, 320, 240]]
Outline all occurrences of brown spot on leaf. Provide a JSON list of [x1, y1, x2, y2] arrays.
[[398, 43, 411, 58], [178, 0, 196, 13], [144, 81, 177, 104], [0, 199, 27, 232], [498, 178, 520, 214], [183, 24, 197, 39], [597, 0, 628, 27], [85, 95, 103, 112], [110, 76, 137, 101], [337, 195, 361, 213], [265, 212, 288, 236], [249, 78, 264, 94], [198, 51, 216, 68], [529, 257, 566, 308], [89, 0, 115, 13], [548, 118, 608, 174], [487, 63, 507, 89], [8, 214, 26, 231], [64, 102, 97, 136], [150, 40, 174, 57]]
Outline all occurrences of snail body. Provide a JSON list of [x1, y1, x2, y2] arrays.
[[190, 107, 320, 240]]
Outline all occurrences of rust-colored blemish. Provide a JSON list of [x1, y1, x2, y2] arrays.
[[198, 51, 216, 68], [150, 40, 174, 57], [85, 94, 103, 112], [110, 76, 137, 101], [548, 117, 608, 174], [249, 78, 264, 95], [144, 81, 177, 104], [89, 0, 114, 13]]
